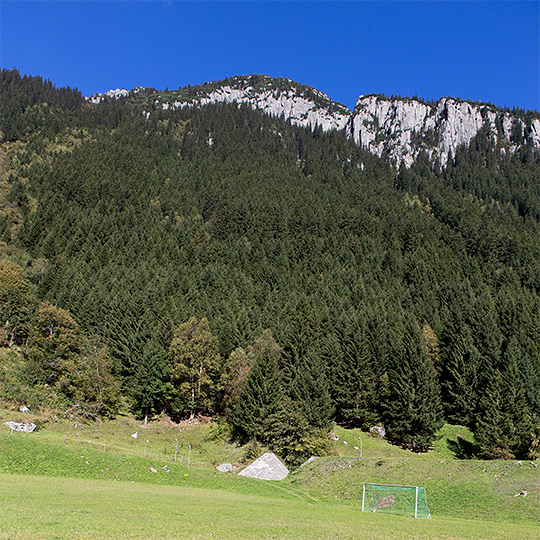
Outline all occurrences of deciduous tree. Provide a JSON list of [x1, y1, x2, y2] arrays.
[[168, 317, 221, 419], [0, 260, 35, 347]]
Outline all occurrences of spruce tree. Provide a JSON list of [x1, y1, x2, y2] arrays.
[[474, 369, 513, 459], [328, 320, 379, 428], [131, 341, 168, 419], [232, 348, 283, 442], [441, 321, 481, 426], [261, 396, 333, 467], [503, 343, 534, 459], [383, 314, 442, 451], [290, 351, 334, 429]]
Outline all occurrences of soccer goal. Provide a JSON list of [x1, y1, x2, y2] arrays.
[[362, 483, 431, 519]]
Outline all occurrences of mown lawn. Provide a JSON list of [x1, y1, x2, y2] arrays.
[[1, 474, 538, 540]]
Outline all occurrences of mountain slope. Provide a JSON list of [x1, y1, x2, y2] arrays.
[[2, 68, 540, 460]]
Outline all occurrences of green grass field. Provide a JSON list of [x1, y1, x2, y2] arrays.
[[1, 474, 538, 540], [0, 410, 538, 539]]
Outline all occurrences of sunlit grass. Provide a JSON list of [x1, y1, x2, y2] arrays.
[[1, 411, 538, 539], [1, 474, 538, 540]]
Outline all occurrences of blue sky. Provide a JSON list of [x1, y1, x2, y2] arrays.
[[1, 1, 539, 111]]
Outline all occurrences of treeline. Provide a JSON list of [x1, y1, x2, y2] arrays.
[[1, 69, 540, 463], [0, 68, 84, 142]]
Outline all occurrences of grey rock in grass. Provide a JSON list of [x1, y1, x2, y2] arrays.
[[216, 463, 234, 472], [238, 452, 289, 480], [5, 421, 36, 433]]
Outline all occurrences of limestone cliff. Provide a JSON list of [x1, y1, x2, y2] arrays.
[[159, 75, 351, 133], [347, 95, 540, 167], [87, 76, 539, 167]]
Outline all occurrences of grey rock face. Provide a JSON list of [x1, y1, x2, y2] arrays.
[[88, 77, 539, 168], [370, 425, 386, 438], [348, 95, 539, 167]]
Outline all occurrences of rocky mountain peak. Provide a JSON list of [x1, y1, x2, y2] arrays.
[[87, 76, 539, 167], [153, 75, 351, 133]]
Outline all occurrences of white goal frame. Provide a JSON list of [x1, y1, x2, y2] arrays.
[[362, 483, 431, 519]]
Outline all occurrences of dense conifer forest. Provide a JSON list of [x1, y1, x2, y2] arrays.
[[1, 68, 539, 464]]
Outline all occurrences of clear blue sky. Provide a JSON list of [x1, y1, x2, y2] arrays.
[[1, 1, 539, 111]]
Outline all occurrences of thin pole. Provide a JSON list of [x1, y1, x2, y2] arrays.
[[415, 486, 418, 519], [188, 445, 191, 468], [174, 439, 178, 463], [359, 437, 362, 458], [362, 484, 366, 512]]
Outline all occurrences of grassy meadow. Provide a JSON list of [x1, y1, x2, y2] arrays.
[[0, 409, 538, 539]]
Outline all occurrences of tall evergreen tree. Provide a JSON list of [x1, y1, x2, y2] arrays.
[[290, 351, 334, 429], [475, 338, 535, 459], [383, 314, 443, 451], [327, 319, 379, 428], [441, 322, 481, 426], [232, 348, 283, 442], [502, 342, 534, 459], [131, 341, 168, 419], [260, 396, 334, 467], [474, 369, 513, 459]]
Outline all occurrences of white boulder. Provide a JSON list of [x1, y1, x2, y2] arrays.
[[238, 452, 289, 480]]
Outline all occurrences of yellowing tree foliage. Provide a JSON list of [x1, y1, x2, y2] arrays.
[[168, 317, 221, 419], [0, 260, 35, 347], [27, 301, 81, 384]]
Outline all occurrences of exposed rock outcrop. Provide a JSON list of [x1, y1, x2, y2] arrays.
[[162, 76, 351, 133], [5, 421, 36, 433], [87, 76, 539, 168], [87, 86, 143, 104], [348, 95, 538, 167]]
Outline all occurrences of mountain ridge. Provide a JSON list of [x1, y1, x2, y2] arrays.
[[87, 74, 540, 167]]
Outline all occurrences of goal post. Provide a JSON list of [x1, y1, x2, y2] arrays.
[[362, 483, 431, 519]]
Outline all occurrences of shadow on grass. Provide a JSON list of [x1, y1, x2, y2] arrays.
[[447, 436, 478, 459]]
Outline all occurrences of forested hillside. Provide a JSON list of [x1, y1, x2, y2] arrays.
[[1, 68, 539, 464]]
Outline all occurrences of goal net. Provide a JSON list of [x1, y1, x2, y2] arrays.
[[362, 483, 431, 519]]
